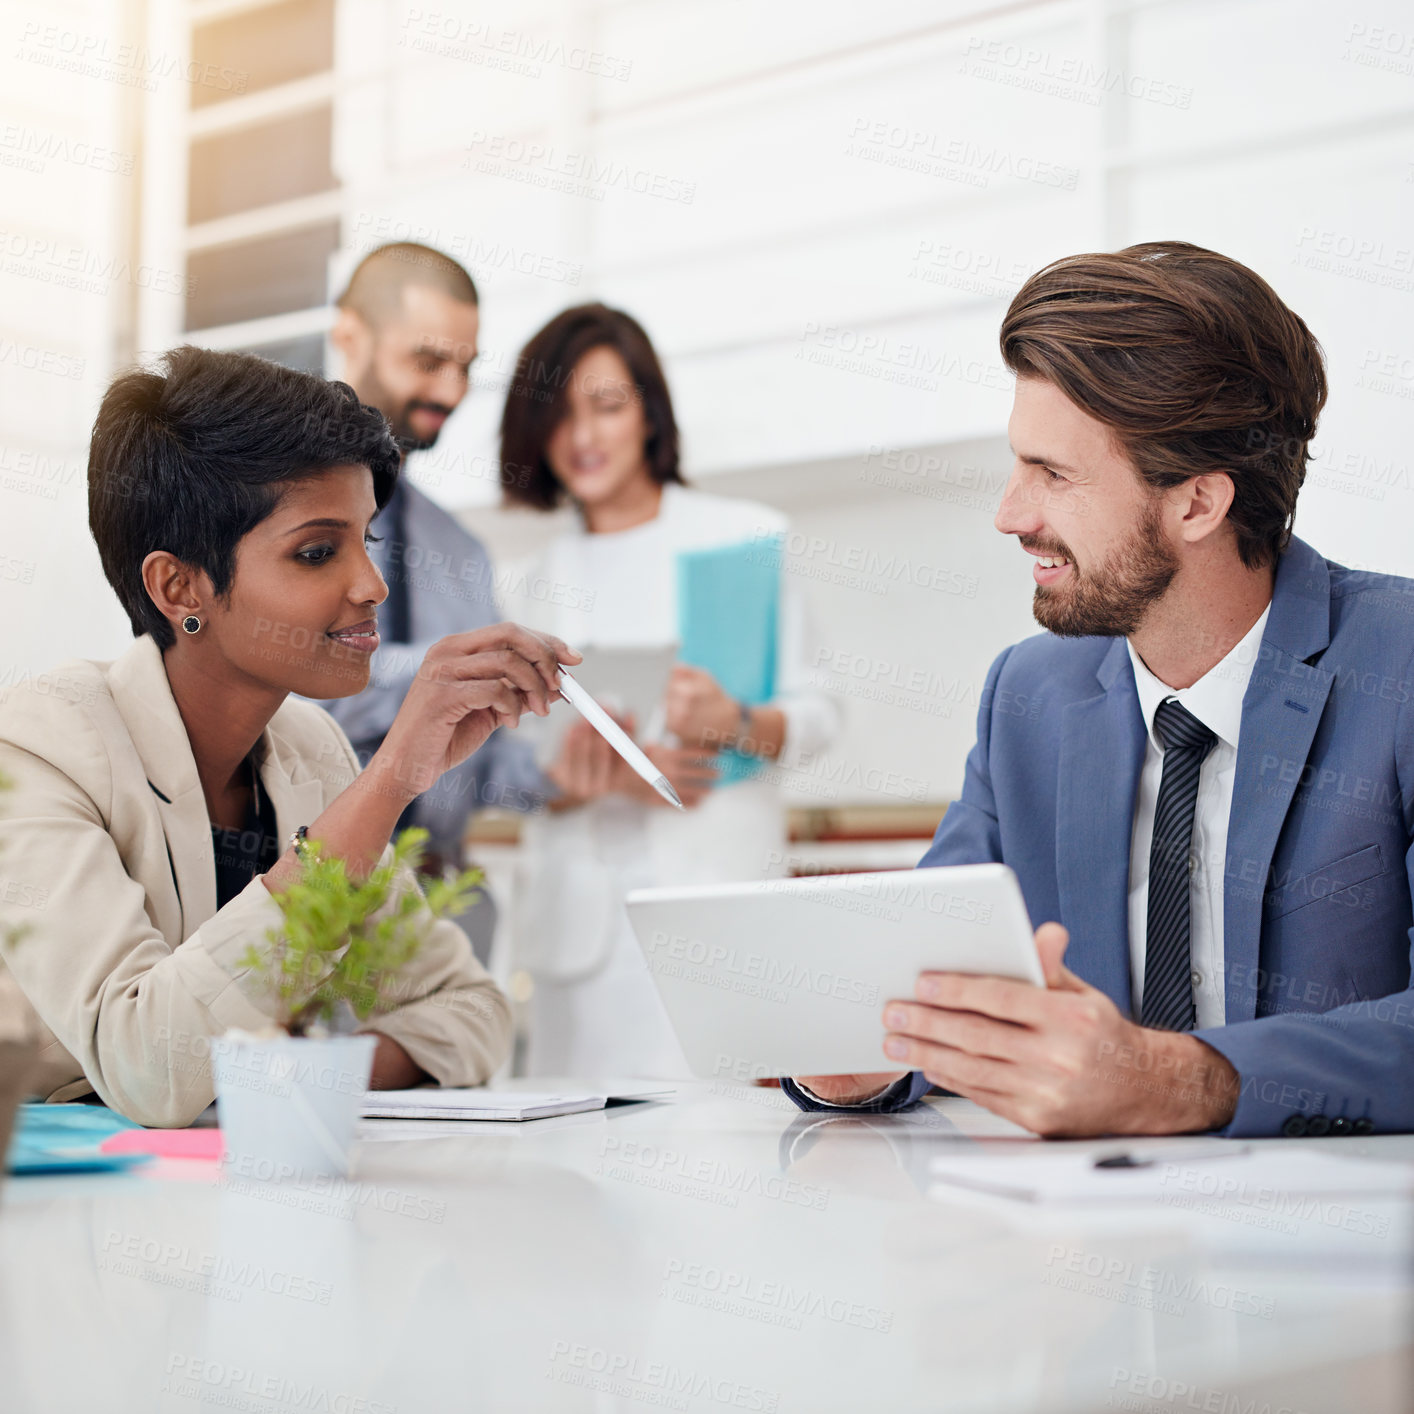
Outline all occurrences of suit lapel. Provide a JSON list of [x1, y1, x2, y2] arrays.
[[109, 638, 216, 938], [1056, 637, 1146, 1012], [1223, 539, 1334, 1022], [256, 729, 329, 854], [106, 636, 333, 940]]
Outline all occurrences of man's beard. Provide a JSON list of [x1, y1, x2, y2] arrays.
[[1030, 499, 1178, 638], [360, 367, 453, 453], [389, 399, 454, 453]]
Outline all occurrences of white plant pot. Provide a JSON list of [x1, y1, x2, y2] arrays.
[[211, 1032, 376, 1182]]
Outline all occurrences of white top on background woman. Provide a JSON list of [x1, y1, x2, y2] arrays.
[[499, 304, 839, 1077]]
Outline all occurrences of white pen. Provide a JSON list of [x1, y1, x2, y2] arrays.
[[555, 667, 683, 809]]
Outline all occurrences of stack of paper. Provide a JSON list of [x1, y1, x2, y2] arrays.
[[929, 1147, 1414, 1204]]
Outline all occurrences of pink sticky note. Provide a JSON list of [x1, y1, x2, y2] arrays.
[[99, 1128, 225, 1161]]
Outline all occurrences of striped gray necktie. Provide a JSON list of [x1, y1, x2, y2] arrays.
[[1141, 698, 1217, 1032]]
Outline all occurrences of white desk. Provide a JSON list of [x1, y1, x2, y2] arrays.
[[2, 1084, 1410, 1413]]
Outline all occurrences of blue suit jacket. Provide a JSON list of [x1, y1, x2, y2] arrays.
[[829, 538, 1414, 1136]]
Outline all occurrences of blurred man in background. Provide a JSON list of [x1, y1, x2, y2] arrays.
[[316, 242, 555, 958]]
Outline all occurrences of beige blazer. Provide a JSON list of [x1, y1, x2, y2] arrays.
[[0, 634, 511, 1126]]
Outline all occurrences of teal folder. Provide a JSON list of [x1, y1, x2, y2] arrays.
[[676, 535, 782, 786]]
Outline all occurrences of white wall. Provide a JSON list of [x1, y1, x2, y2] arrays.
[[362, 0, 1414, 803], [21, 0, 1414, 807], [0, 0, 150, 675]]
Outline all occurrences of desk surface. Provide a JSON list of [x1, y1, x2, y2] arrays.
[[2, 1084, 1411, 1414]]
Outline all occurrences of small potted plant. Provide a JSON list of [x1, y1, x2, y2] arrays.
[[212, 827, 481, 1180]]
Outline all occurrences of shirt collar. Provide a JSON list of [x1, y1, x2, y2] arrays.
[[1126, 604, 1271, 753]]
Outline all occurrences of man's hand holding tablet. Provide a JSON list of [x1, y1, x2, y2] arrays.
[[798, 921, 1239, 1136]]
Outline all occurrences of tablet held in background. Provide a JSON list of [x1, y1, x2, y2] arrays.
[[525, 644, 678, 762]]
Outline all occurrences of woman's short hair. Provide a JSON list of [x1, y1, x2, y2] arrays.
[[498, 303, 683, 510], [1000, 241, 1327, 569], [89, 345, 401, 648]]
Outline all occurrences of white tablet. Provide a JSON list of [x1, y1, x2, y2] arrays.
[[525, 644, 678, 762], [625, 865, 1041, 1080]]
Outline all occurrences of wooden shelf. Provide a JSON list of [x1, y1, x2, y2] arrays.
[[465, 800, 950, 848]]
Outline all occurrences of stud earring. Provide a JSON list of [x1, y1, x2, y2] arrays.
[[181, 615, 202, 635]]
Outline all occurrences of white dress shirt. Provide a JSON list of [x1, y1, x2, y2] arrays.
[[1125, 605, 1271, 1028]]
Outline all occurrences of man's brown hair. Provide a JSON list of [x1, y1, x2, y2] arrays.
[[999, 241, 1327, 568]]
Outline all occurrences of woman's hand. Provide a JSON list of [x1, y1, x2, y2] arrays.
[[546, 717, 622, 805], [376, 623, 578, 804], [619, 743, 718, 808], [547, 715, 720, 810], [664, 665, 739, 750], [263, 624, 577, 893], [366, 1034, 429, 1089], [665, 665, 786, 760]]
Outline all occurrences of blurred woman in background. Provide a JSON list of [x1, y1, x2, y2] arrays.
[[499, 304, 839, 1077]]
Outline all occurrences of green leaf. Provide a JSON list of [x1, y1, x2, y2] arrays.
[[241, 826, 481, 1032]]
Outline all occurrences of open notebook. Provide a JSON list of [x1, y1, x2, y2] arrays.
[[362, 1086, 674, 1122]]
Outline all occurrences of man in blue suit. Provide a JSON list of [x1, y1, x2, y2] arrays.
[[790, 241, 1414, 1139]]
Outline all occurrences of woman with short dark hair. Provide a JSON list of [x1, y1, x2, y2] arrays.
[[498, 305, 839, 1077], [0, 346, 578, 1126]]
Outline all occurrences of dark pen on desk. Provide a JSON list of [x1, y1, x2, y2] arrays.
[[1094, 1144, 1252, 1169]]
